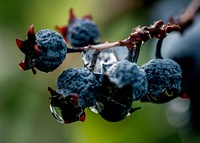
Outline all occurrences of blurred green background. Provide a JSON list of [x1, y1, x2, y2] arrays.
[[0, 0, 199, 143]]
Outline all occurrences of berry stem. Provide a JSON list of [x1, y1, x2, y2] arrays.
[[86, 41, 120, 50], [132, 43, 141, 63], [67, 47, 84, 53], [126, 43, 141, 63], [126, 48, 134, 62], [155, 38, 164, 59]]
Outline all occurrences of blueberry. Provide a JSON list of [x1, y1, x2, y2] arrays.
[[140, 58, 182, 103], [67, 18, 100, 47], [91, 60, 147, 122], [57, 68, 100, 108], [93, 73, 142, 122], [16, 25, 67, 74], [106, 60, 148, 101], [48, 68, 101, 124], [35, 29, 67, 72], [56, 8, 100, 47]]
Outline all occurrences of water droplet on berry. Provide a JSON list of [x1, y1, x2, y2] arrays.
[[49, 105, 65, 124], [95, 101, 104, 112], [89, 106, 99, 114]]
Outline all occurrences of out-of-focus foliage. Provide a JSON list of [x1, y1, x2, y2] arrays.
[[0, 0, 199, 143]]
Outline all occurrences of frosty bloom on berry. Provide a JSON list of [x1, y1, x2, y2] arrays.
[[16, 25, 67, 74], [57, 68, 100, 108], [106, 59, 148, 101], [56, 8, 100, 47], [67, 18, 100, 47], [48, 68, 100, 124], [140, 58, 182, 103]]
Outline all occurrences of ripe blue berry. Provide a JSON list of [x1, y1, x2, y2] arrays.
[[106, 59, 148, 100], [140, 58, 182, 103], [48, 68, 100, 124], [67, 18, 100, 47], [16, 25, 67, 74], [93, 74, 141, 122], [56, 8, 100, 47], [57, 68, 100, 108], [92, 60, 147, 122]]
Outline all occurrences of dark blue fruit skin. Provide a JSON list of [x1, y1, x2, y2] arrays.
[[107, 60, 148, 101], [67, 18, 100, 47], [91, 60, 147, 122], [35, 29, 67, 72], [94, 74, 134, 122], [57, 68, 100, 109], [161, 15, 200, 131], [94, 73, 142, 122], [141, 58, 182, 101]]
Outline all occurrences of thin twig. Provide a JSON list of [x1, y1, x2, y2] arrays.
[[70, 20, 180, 53]]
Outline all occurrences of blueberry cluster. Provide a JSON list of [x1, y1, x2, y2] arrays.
[[16, 8, 183, 124], [48, 59, 147, 123]]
